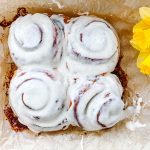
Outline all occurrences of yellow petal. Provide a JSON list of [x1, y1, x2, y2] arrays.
[[137, 52, 149, 68], [133, 19, 150, 33], [144, 29, 150, 48], [138, 54, 150, 74], [131, 30, 150, 52], [139, 7, 150, 19]]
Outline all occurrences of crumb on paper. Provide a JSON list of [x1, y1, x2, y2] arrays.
[[126, 120, 146, 131], [133, 97, 143, 114], [126, 95, 147, 131], [77, 12, 89, 16], [52, 0, 64, 9], [80, 135, 84, 150]]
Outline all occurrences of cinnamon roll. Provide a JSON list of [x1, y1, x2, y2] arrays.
[[62, 16, 119, 76], [67, 74, 124, 131], [9, 68, 69, 132], [8, 13, 64, 68]]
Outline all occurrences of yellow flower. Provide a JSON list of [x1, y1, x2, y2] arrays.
[[137, 52, 150, 74], [131, 28, 150, 52], [130, 7, 150, 74]]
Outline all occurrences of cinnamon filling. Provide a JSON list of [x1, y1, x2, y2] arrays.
[[71, 49, 116, 64], [18, 72, 26, 77], [84, 20, 111, 29], [97, 110, 106, 128], [22, 93, 33, 110], [97, 99, 113, 128], [73, 81, 96, 128]]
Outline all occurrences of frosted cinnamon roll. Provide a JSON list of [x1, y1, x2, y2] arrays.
[[68, 74, 124, 131], [8, 13, 64, 68], [9, 68, 69, 132], [63, 16, 119, 76]]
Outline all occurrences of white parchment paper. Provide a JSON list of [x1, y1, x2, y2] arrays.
[[0, 0, 150, 150]]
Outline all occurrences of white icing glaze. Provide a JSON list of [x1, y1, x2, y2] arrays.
[[8, 13, 64, 68], [9, 68, 69, 132], [67, 74, 124, 131], [8, 14, 126, 132], [59, 16, 119, 76]]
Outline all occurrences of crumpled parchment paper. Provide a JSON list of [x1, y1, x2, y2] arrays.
[[0, 0, 150, 150]]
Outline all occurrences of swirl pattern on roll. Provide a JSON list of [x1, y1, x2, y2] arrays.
[[63, 16, 119, 76], [7, 14, 126, 132], [67, 74, 124, 131], [9, 68, 69, 132], [8, 13, 64, 68]]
